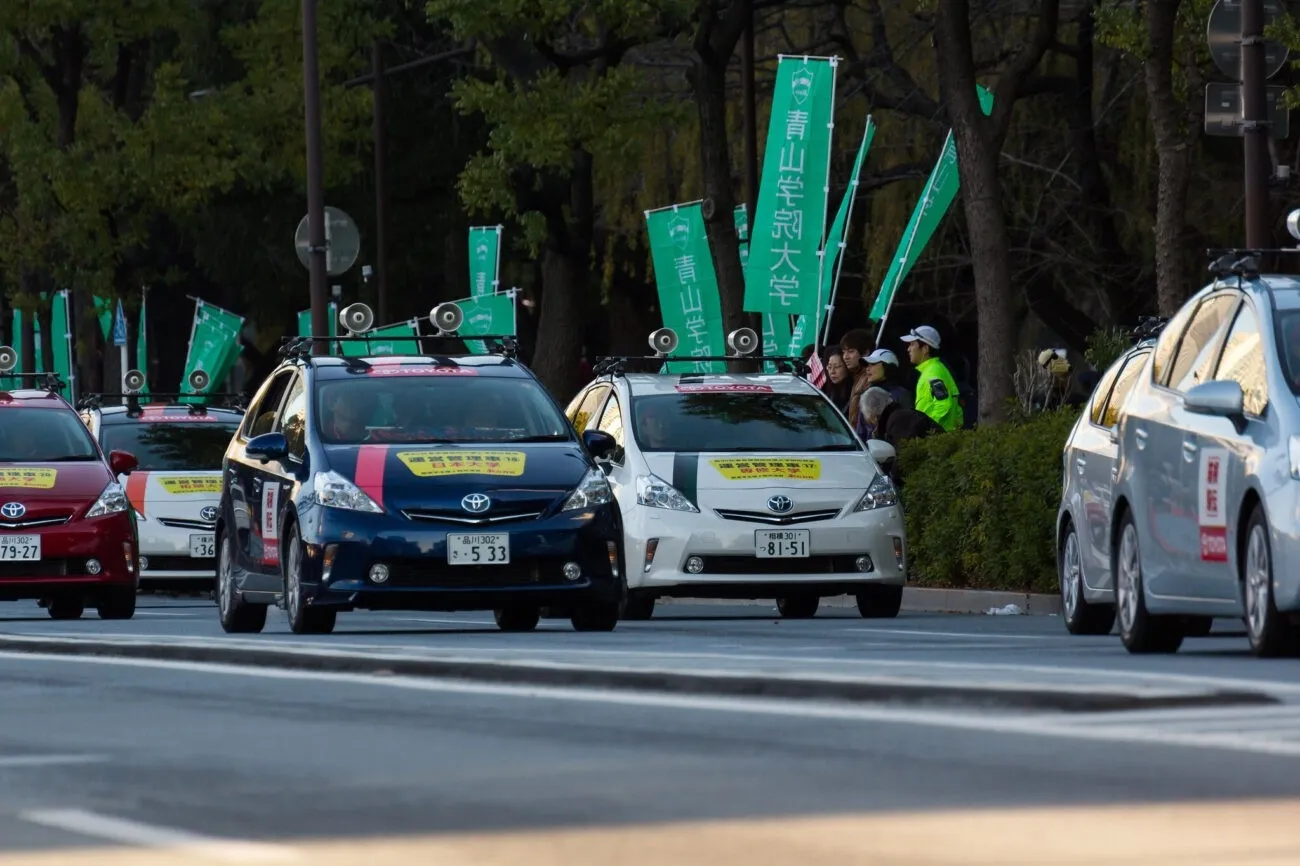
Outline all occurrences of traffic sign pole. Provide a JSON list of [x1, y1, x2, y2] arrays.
[[1242, 0, 1270, 248], [301, 0, 329, 356]]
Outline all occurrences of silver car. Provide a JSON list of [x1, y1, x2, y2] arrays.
[[1056, 335, 1155, 635], [1109, 269, 1300, 657]]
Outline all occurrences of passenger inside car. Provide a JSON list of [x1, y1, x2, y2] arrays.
[[1284, 315, 1300, 387], [635, 403, 670, 449], [322, 389, 376, 441]]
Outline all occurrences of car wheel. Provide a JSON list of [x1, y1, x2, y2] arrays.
[[494, 606, 540, 632], [622, 591, 655, 621], [96, 588, 136, 620], [283, 523, 335, 635], [1114, 511, 1183, 654], [47, 598, 83, 620], [571, 597, 621, 632], [1059, 523, 1115, 636], [856, 584, 903, 619], [1242, 507, 1300, 658], [217, 533, 267, 634], [776, 594, 819, 618]]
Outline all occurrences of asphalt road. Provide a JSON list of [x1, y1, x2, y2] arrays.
[[1, 644, 1299, 865]]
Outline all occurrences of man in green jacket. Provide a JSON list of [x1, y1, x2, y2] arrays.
[[900, 325, 964, 431]]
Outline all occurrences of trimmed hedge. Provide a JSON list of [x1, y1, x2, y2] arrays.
[[895, 409, 1077, 593]]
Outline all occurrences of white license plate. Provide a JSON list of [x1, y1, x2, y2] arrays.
[[754, 529, 810, 558], [0, 535, 40, 561], [447, 533, 510, 565], [189, 534, 216, 558]]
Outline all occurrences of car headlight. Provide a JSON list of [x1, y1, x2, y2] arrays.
[[1290, 435, 1300, 480], [85, 481, 129, 518], [313, 470, 383, 513], [636, 474, 699, 512], [853, 473, 898, 512], [562, 468, 614, 511]]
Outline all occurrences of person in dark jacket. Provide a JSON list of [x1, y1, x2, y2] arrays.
[[860, 387, 941, 486], [855, 348, 913, 439]]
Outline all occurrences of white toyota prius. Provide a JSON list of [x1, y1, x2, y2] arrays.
[[565, 344, 907, 620]]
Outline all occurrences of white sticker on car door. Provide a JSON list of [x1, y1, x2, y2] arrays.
[[1198, 448, 1228, 562], [261, 483, 280, 566]]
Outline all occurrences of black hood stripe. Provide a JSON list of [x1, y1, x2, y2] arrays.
[[672, 453, 700, 507]]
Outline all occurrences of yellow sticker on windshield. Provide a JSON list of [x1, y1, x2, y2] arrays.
[[709, 458, 820, 481], [396, 450, 527, 478], [158, 476, 222, 495], [0, 468, 57, 489]]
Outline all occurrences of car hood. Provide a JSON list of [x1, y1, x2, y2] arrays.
[[121, 470, 222, 522], [0, 461, 114, 523], [323, 443, 592, 516]]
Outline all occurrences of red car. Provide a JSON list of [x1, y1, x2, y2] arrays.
[[0, 380, 141, 619]]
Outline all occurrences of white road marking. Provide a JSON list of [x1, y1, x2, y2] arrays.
[[838, 626, 1055, 641], [396, 617, 497, 627], [0, 754, 106, 768], [3, 651, 1300, 759], [135, 612, 202, 618], [20, 809, 298, 862]]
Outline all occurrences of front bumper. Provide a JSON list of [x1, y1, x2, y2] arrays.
[[137, 521, 216, 584], [298, 502, 624, 612], [0, 512, 138, 601], [625, 503, 906, 596]]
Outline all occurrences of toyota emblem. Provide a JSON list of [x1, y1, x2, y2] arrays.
[[200, 505, 219, 522], [767, 495, 793, 514], [0, 502, 25, 520], [461, 493, 491, 513]]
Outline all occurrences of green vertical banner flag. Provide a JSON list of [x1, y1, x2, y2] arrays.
[[743, 55, 837, 321], [135, 291, 149, 400], [297, 303, 339, 338], [817, 116, 875, 346], [93, 296, 113, 341], [454, 290, 517, 355], [645, 202, 726, 374], [339, 320, 421, 357], [468, 226, 503, 299], [179, 300, 244, 402], [870, 85, 994, 324], [51, 291, 74, 403], [735, 204, 750, 268]]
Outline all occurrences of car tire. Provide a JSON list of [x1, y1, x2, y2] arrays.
[[571, 598, 621, 632], [217, 532, 267, 634], [1242, 506, 1300, 658], [283, 523, 335, 635], [1059, 522, 1115, 635], [47, 598, 83, 620], [856, 584, 903, 619], [1114, 510, 1183, 654], [622, 591, 655, 621], [96, 588, 136, 620], [495, 606, 541, 632], [776, 594, 819, 619]]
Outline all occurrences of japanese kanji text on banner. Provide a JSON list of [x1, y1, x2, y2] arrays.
[[645, 203, 725, 374]]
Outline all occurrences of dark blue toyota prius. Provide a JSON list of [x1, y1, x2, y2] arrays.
[[214, 317, 624, 635]]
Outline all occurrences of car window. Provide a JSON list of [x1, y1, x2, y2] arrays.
[[245, 371, 294, 438], [314, 373, 574, 444], [1167, 294, 1238, 392], [1101, 351, 1148, 428], [1088, 357, 1126, 426], [100, 420, 240, 470], [1151, 299, 1199, 384], [1213, 304, 1269, 416], [0, 407, 100, 462], [276, 376, 308, 458], [630, 391, 859, 452], [595, 394, 626, 462], [570, 385, 609, 433]]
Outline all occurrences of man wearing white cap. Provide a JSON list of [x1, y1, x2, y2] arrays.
[[855, 348, 912, 439], [900, 325, 963, 431]]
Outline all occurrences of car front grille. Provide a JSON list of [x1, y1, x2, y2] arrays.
[[381, 558, 571, 589], [141, 556, 211, 573], [694, 555, 860, 575], [0, 559, 74, 578], [713, 508, 843, 525], [401, 509, 544, 526], [0, 515, 73, 529], [156, 518, 216, 531]]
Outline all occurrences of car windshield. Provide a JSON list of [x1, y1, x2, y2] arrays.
[[315, 373, 573, 445], [100, 420, 240, 471], [0, 407, 100, 462], [1275, 308, 1300, 394], [630, 391, 860, 452]]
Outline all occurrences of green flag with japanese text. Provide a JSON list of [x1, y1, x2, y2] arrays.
[[339, 320, 422, 357], [645, 203, 725, 374], [179, 300, 244, 402], [468, 226, 502, 299]]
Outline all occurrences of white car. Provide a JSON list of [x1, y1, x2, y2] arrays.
[[565, 363, 907, 620], [80, 399, 243, 589]]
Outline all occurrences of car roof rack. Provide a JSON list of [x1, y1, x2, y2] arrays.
[[77, 392, 249, 416], [1129, 316, 1168, 344], [1, 371, 66, 394], [592, 354, 810, 378], [281, 334, 519, 362]]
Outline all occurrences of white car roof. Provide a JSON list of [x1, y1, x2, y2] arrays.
[[621, 372, 817, 397]]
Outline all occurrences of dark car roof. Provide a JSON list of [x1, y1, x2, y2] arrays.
[[305, 354, 532, 380], [95, 404, 245, 425], [0, 389, 75, 409]]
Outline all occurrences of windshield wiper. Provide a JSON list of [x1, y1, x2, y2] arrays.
[[803, 444, 860, 451]]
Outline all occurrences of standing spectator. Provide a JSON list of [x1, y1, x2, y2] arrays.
[[855, 348, 913, 439], [859, 387, 940, 485], [821, 351, 852, 415], [900, 325, 963, 431], [838, 328, 874, 429]]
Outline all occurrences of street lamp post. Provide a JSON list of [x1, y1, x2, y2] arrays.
[[302, 0, 329, 353]]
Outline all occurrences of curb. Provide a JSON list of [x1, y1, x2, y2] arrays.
[[0, 635, 1270, 713], [660, 587, 1063, 616]]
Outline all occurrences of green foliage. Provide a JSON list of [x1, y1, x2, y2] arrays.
[[1084, 326, 1130, 371], [897, 409, 1078, 592]]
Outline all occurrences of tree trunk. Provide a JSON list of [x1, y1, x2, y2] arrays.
[[532, 248, 586, 404], [36, 300, 54, 384], [1145, 0, 1192, 316]]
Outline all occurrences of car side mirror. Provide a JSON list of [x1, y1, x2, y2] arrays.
[[1184, 380, 1247, 433], [866, 440, 897, 465], [246, 432, 289, 464], [108, 450, 138, 475], [582, 429, 617, 461]]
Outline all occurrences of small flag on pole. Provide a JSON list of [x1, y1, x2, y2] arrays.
[[807, 351, 827, 388]]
